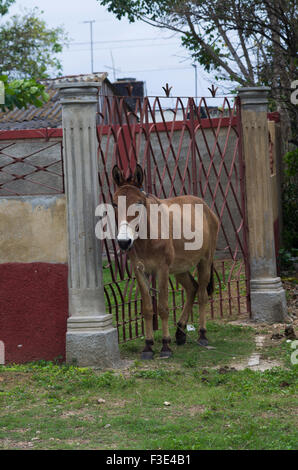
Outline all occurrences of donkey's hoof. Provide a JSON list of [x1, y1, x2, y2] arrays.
[[160, 338, 172, 358], [175, 324, 186, 345], [198, 338, 209, 347], [141, 350, 154, 360], [160, 350, 172, 359]]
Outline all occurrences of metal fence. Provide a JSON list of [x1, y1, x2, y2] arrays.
[[0, 128, 64, 196], [97, 93, 250, 343]]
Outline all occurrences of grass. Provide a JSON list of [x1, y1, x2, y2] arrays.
[[120, 321, 255, 368], [0, 321, 297, 450]]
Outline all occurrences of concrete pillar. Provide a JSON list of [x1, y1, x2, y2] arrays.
[[56, 81, 120, 366], [268, 119, 283, 242], [238, 87, 287, 323]]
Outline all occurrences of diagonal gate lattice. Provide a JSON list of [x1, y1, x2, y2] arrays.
[[97, 94, 250, 343]]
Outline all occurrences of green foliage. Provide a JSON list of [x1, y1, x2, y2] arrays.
[[99, 0, 175, 22], [0, 74, 49, 111], [282, 148, 298, 250], [279, 248, 296, 271], [97, 0, 297, 146], [0, 8, 68, 80], [97, 1, 296, 83], [181, 32, 226, 73], [0, 3, 68, 111], [0, 0, 14, 16], [284, 148, 298, 178]]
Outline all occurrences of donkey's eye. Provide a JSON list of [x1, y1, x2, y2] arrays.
[[112, 202, 118, 208]]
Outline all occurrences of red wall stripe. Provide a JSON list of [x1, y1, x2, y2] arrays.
[[0, 112, 279, 141], [0, 263, 68, 363], [0, 128, 63, 140]]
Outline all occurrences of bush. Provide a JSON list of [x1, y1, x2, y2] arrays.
[[282, 148, 298, 250]]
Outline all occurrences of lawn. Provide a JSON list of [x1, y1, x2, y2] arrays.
[[0, 320, 297, 450]]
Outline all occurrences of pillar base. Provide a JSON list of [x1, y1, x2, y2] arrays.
[[250, 277, 287, 323], [66, 327, 120, 368], [67, 313, 114, 332]]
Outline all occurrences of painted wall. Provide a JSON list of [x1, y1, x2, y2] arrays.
[[0, 195, 68, 363], [0, 196, 67, 263], [0, 262, 68, 363]]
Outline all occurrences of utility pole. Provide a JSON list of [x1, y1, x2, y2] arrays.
[[192, 63, 198, 105], [83, 20, 95, 73]]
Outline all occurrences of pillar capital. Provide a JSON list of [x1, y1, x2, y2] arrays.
[[237, 86, 270, 111], [55, 81, 101, 104]]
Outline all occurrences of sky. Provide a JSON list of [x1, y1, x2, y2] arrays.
[[6, 0, 222, 98]]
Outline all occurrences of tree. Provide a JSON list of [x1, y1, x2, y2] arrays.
[[98, 0, 297, 148], [0, 8, 68, 79], [0, 0, 14, 16], [0, 74, 49, 111], [0, 1, 68, 111]]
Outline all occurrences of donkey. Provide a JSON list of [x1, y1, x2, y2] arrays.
[[112, 164, 219, 359]]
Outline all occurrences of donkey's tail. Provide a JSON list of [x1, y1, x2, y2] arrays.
[[207, 263, 214, 297]]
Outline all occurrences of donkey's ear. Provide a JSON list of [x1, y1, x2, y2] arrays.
[[112, 165, 124, 187], [132, 164, 144, 188]]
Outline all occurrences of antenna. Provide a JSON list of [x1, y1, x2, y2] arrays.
[[104, 65, 122, 81], [110, 50, 116, 81], [83, 20, 96, 73], [104, 51, 121, 82]]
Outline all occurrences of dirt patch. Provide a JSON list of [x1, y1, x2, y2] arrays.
[[231, 357, 282, 371], [60, 409, 97, 422], [229, 333, 284, 371], [213, 330, 286, 371], [110, 400, 127, 408], [0, 372, 31, 389], [282, 278, 298, 320], [217, 366, 237, 373], [0, 438, 35, 449], [188, 405, 206, 416], [62, 439, 93, 447], [230, 313, 297, 343]]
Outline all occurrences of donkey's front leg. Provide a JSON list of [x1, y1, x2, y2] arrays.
[[157, 267, 172, 358], [134, 268, 155, 360]]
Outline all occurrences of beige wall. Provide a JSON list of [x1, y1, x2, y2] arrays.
[[0, 195, 67, 263]]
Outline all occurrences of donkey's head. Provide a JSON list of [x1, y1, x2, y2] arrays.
[[112, 164, 146, 252]]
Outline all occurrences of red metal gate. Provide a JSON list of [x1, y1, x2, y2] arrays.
[[97, 92, 250, 343]]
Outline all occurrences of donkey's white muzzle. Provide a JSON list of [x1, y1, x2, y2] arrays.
[[117, 221, 134, 251]]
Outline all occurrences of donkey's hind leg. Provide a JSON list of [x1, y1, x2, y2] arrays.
[[197, 260, 213, 346], [175, 272, 198, 345]]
